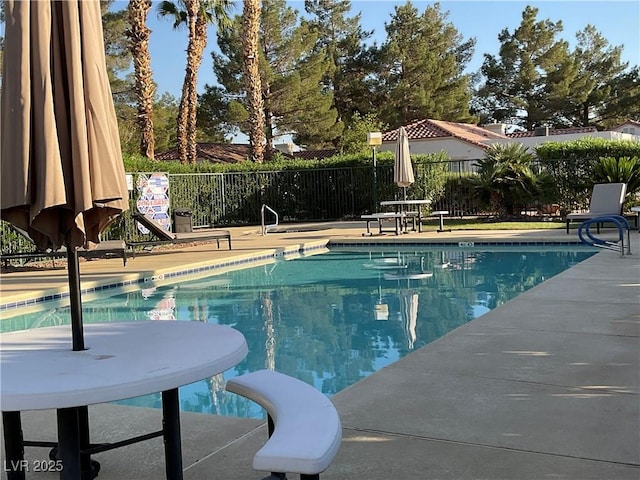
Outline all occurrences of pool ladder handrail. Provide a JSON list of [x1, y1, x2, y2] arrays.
[[261, 204, 279, 235], [577, 215, 632, 257]]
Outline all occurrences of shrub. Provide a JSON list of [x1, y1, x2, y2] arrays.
[[593, 156, 640, 199], [472, 143, 547, 218]]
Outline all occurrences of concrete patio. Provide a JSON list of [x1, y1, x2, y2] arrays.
[[1, 223, 638, 479]]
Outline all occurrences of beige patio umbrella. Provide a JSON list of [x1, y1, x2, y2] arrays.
[[394, 126, 415, 200], [1, 0, 129, 351]]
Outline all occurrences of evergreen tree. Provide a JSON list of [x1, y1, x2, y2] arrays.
[[565, 25, 634, 128], [598, 66, 640, 127], [101, 2, 141, 155], [304, 0, 375, 141], [476, 6, 571, 130], [210, 0, 339, 149], [196, 86, 239, 142], [337, 112, 386, 154], [153, 93, 181, 152], [116, 93, 180, 155], [376, 2, 476, 129], [102, 1, 133, 97]]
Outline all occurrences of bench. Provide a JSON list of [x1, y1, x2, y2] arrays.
[[361, 212, 418, 236], [225, 369, 342, 480]]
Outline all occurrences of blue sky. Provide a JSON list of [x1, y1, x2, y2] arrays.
[[114, 0, 640, 99]]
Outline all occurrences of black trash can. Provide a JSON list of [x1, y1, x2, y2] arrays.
[[173, 208, 193, 233]]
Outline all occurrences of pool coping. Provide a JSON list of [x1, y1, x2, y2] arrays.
[[0, 240, 330, 313], [6, 234, 638, 480], [0, 236, 591, 313]]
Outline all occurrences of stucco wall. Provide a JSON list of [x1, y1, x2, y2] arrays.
[[484, 131, 640, 151], [379, 138, 485, 160], [380, 131, 639, 160]]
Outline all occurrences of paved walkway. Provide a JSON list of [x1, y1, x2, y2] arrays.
[[1, 223, 638, 479]]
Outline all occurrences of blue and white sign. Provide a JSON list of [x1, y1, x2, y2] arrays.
[[136, 173, 171, 234]]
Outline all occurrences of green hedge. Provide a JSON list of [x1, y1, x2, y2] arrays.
[[535, 137, 640, 161], [535, 138, 640, 212]]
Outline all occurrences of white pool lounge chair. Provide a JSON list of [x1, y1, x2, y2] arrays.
[[566, 183, 627, 234]]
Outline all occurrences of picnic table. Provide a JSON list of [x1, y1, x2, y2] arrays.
[[379, 199, 432, 233]]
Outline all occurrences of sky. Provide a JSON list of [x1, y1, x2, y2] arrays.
[[110, 0, 640, 99]]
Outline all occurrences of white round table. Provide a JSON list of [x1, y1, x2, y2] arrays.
[[1, 321, 248, 480]]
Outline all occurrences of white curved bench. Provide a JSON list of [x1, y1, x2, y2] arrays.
[[225, 370, 342, 480]]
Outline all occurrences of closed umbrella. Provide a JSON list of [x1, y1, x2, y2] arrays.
[[1, 0, 129, 351], [394, 126, 414, 200]]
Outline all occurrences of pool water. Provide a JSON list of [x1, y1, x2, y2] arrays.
[[1, 246, 596, 419]]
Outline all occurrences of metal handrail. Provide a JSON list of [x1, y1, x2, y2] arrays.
[[577, 215, 631, 257], [261, 204, 279, 235]]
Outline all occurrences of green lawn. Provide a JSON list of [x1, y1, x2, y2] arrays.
[[421, 217, 566, 230], [421, 215, 638, 231]]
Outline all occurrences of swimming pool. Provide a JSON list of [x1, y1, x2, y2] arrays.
[[1, 245, 597, 419]]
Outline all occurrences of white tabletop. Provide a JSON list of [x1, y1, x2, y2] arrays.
[[631, 206, 640, 212], [0, 321, 248, 411], [380, 199, 431, 206]]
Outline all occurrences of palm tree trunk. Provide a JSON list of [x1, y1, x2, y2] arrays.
[[159, 0, 232, 164], [242, 0, 265, 163], [185, 14, 209, 165], [127, 0, 156, 160], [176, 0, 201, 165]]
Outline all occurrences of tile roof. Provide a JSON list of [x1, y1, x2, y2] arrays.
[[612, 119, 640, 130], [155, 143, 291, 163], [506, 126, 597, 138], [382, 119, 508, 149], [291, 149, 337, 160], [155, 143, 251, 163]]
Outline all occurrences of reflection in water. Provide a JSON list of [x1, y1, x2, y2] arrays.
[[2, 247, 595, 419], [399, 290, 418, 349]]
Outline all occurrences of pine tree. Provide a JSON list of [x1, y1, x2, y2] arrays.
[[210, 0, 339, 149], [476, 5, 571, 130], [598, 67, 640, 127], [565, 25, 632, 127], [376, 2, 476, 129], [304, 0, 375, 142]]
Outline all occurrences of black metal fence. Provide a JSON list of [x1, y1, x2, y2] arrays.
[[1, 157, 624, 256], [167, 166, 387, 226]]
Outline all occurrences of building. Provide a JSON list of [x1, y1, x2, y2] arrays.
[[378, 118, 640, 169]]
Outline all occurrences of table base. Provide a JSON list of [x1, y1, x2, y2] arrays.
[[2, 388, 183, 480]]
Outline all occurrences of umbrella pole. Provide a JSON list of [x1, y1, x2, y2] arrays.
[[68, 252, 101, 478], [67, 247, 85, 351]]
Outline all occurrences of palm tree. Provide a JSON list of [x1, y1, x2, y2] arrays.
[[158, 0, 232, 164], [126, 0, 156, 160], [242, 0, 265, 163]]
